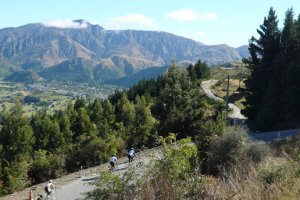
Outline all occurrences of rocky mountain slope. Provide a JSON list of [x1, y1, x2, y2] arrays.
[[0, 20, 249, 83]]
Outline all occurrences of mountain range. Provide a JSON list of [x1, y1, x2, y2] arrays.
[[0, 20, 249, 84]]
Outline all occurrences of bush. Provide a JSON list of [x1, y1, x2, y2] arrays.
[[206, 126, 247, 175], [159, 137, 198, 180], [2, 157, 30, 194], [28, 150, 65, 184], [246, 142, 270, 163], [85, 168, 139, 200]]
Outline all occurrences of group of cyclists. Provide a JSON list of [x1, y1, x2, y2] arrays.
[[109, 147, 135, 171], [36, 147, 136, 199]]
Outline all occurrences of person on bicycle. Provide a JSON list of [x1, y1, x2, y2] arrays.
[[44, 180, 55, 198], [128, 147, 135, 163], [109, 156, 118, 171]]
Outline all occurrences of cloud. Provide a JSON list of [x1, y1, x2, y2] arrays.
[[42, 19, 89, 29], [197, 31, 205, 36], [166, 9, 218, 22], [199, 13, 218, 20], [108, 14, 156, 29]]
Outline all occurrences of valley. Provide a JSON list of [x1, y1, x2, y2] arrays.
[[0, 81, 121, 116]]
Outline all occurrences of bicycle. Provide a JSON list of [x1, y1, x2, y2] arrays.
[[36, 193, 54, 200], [36, 190, 56, 200]]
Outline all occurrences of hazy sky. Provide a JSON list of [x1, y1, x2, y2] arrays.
[[1, 0, 300, 47]]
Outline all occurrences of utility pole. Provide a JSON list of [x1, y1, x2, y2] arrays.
[[225, 75, 230, 115]]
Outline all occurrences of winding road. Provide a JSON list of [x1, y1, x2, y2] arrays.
[[201, 79, 299, 141], [201, 80, 246, 121]]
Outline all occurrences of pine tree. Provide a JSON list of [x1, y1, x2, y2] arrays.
[[280, 9, 299, 120], [71, 107, 95, 140], [243, 7, 281, 130], [90, 99, 103, 124], [131, 96, 156, 148]]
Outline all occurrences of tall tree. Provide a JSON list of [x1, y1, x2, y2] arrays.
[[243, 7, 281, 130]]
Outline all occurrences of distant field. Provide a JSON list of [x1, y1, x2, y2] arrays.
[[0, 81, 118, 116], [210, 67, 239, 80]]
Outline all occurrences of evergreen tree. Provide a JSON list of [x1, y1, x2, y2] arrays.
[[187, 64, 197, 81], [243, 7, 281, 130], [90, 99, 103, 125], [48, 120, 65, 151], [58, 111, 73, 144], [71, 107, 95, 140], [102, 99, 115, 125], [281, 9, 299, 119], [130, 96, 157, 148], [194, 60, 211, 80]]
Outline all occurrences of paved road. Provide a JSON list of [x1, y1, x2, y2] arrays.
[[201, 80, 299, 142], [201, 80, 246, 120], [250, 129, 299, 141], [54, 148, 161, 200]]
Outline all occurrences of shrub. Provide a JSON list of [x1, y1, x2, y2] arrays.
[[206, 126, 247, 175], [246, 142, 270, 163], [2, 157, 30, 194], [159, 137, 198, 180], [28, 150, 65, 184], [85, 167, 139, 200]]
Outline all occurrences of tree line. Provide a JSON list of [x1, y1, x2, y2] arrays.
[[0, 61, 224, 195], [243, 8, 300, 131]]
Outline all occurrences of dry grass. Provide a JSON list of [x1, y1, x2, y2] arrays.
[[212, 79, 246, 110], [129, 138, 300, 200]]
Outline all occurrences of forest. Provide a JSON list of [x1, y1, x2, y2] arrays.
[[0, 61, 219, 195], [243, 7, 300, 131], [1, 7, 300, 199]]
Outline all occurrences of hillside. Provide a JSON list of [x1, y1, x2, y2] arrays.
[[0, 56, 21, 79], [236, 45, 250, 58], [0, 20, 249, 83], [4, 70, 41, 83], [105, 65, 169, 87]]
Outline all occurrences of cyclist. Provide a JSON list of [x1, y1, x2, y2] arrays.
[[128, 147, 135, 163], [44, 180, 55, 199], [109, 156, 118, 172]]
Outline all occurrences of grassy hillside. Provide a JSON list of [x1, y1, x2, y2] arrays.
[[105, 66, 169, 87], [4, 71, 41, 83], [0, 57, 21, 79]]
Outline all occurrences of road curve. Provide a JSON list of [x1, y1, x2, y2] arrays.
[[201, 80, 246, 120], [201, 80, 299, 141]]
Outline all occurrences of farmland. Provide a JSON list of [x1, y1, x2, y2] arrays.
[[0, 81, 121, 115]]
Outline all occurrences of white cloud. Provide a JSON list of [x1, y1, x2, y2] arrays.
[[108, 14, 156, 29], [166, 9, 199, 21], [197, 31, 205, 36], [166, 9, 218, 22], [42, 19, 89, 29], [199, 13, 218, 20]]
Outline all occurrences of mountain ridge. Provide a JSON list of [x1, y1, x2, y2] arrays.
[[0, 20, 250, 83]]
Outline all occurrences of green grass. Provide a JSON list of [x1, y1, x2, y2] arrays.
[[0, 82, 73, 116]]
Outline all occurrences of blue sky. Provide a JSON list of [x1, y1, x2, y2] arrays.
[[1, 0, 299, 47]]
